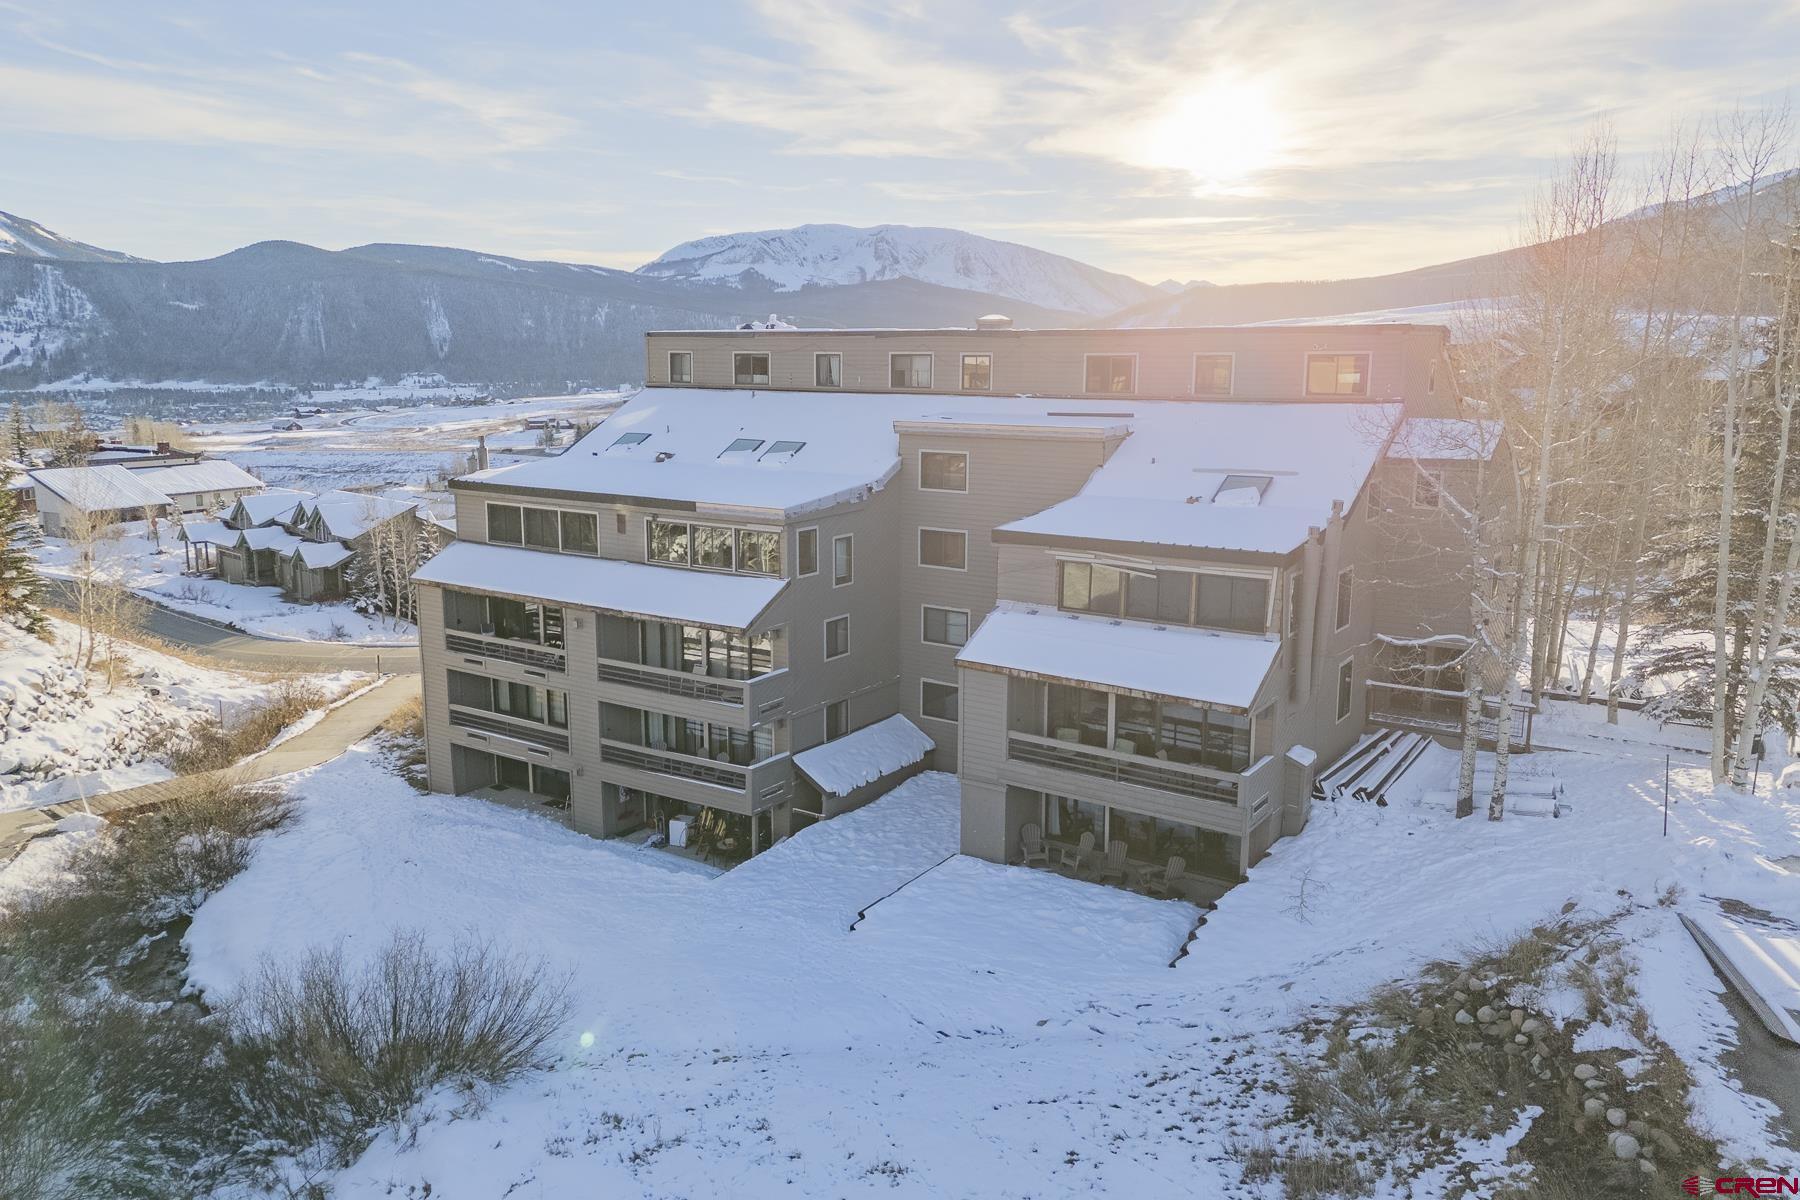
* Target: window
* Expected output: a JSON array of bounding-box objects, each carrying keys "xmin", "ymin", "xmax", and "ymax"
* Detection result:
[
  {"xmin": 1126, "ymin": 571, "xmax": 1193, "ymax": 625},
  {"xmin": 1193, "ymin": 354, "xmax": 1233, "ymax": 395},
  {"xmin": 523, "ymin": 506, "xmax": 560, "ymax": 550},
  {"xmin": 668, "ymin": 351, "xmax": 693, "ymax": 384},
  {"xmin": 1214, "ymin": 474, "xmax": 1272, "ymax": 504},
  {"xmin": 647, "ymin": 519, "xmax": 689, "ymax": 564},
  {"xmin": 825, "ymin": 699, "xmax": 849, "ymax": 741},
  {"xmin": 611, "ymin": 431, "xmax": 649, "ymax": 449},
  {"xmin": 1335, "ymin": 566, "xmax": 1353, "ymax": 631},
  {"xmin": 832, "ymin": 534, "xmax": 853, "ymax": 586},
  {"xmin": 1059, "ymin": 561, "xmax": 1124, "ymax": 615},
  {"xmin": 487, "ymin": 503, "xmax": 523, "ymax": 545},
  {"xmin": 1413, "ymin": 469, "xmax": 1443, "ymax": 509},
  {"xmin": 560, "ymin": 511, "xmax": 598, "ymax": 556},
  {"xmin": 1305, "ymin": 353, "xmax": 1371, "ymax": 397},
  {"xmin": 1084, "ymin": 354, "xmax": 1136, "ymax": 394},
  {"xmin": 918, "ymin": 528, "xmax": 967, "ymax": 570},
  {"xmin": 921, "ymin": 680, "xmax": 960, "ymax": 723},
  {"xmin": 733, "ymin": 352, "xmax": 771, "ymax": 386},
  {"xmin": 796, "ymin": 527, "xmax": 819, "ymax": 577},
  {"xmin": 463, "ymin": 593, "xmax": 563, "ymax": 648},
  {"xmin": 1196, "ymin": 574, "xmax": 1270, "ymax": 633},
  {"xmin": 922, "ymin": 605, "xmax": 970, "ymax": 647},
  {"xmin": 736, "ymin": 529, "xmax": 781, "ymax": 576},
  {"xmin": 1337, "ymin": 657, "xmax": 1355, "ymax": 722},
  {"xmin": 762, "ymin": 439, "xmax": 806, "ymax": 460},
  {"xmin": 824, "ymin": 615, "xmax": 850, "ymax": 660},
  {"xmin": 721, "ymin": 437, "xmax": 763, "ymax": 456},
  {"xmin": 815, "ymin": 353, "xmax": 842, "ymax": 388},
  {"xmin": 960, "ymin": 353, "xmax": 992, "ymax": 390},
  {"xmin": 919, "ymin": 450, "xmax": 968, "ymax": 493},
  {"xmin": 693, "ymin": 524, "xmax": 734, "ymax": 570},
  {"xmin": 890, "ymin": 353, "xmax": 933, "ymax": 388}
]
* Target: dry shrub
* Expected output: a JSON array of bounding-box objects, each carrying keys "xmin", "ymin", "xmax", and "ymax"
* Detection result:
[
  {"xmin": 168, "ymin": 676, "xmax": 326, "ymax": 774},
  {"xmin": 231, "ymin": 930, "xmax": 571, "ymax": 1160}
]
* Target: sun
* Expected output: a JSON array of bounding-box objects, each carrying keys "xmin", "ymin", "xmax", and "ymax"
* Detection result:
[{"xmin": 1137, "ymin": 77, "xmax": 1285, "ymax": 190}]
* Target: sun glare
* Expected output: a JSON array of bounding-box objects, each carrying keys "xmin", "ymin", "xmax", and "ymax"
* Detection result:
[{"xmin": 1138, "ymin": 78, "xmax": 1285, "ymax": 190}]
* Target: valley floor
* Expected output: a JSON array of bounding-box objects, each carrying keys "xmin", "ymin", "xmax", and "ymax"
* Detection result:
[{"xmin": 109, "ymin": 699, "xmax": 1795, "ymax": 1198}]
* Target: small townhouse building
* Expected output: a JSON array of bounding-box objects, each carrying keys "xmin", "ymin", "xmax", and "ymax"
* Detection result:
[
  {"xmin": 412, "ymin": 321, "xmax": 1490, "ymax": 891},
  {"xmin": 127, "ymin": 460, "xmax": 266, "ymax": 516},
  {"xmin": 205, "ymin": 488, "xmax": 439, "ymax": 605},
  {"xmin": 29, "ymin": 465, "xmax": 173, "ymax": 536}
]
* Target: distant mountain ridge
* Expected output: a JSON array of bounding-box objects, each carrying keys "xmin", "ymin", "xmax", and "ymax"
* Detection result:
[
  {"xmin": 0, "ymin": 211, "xmax": 141, "ymax": 264},
  {"xmin": 636, "ymin": 223, "xmax": 1158, "ymax": 316}
]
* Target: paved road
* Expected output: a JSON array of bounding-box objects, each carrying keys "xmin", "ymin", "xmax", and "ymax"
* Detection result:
[
  {"xmin": 40, "ymin": 576, "xmax": 419, "ymax": 674},
  {"xmin": 0, "ymin": 674, "xmax": 422, "ymax": 861}
]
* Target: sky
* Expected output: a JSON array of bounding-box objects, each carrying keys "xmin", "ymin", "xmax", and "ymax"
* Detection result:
[{"xmin": 2, "ymin": 0, "xmax": 1796, "ymax": 287}]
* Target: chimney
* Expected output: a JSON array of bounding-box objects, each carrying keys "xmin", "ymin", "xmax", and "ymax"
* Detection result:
[
  {"xmin": 975, "ymin": 314, "xmax": 1014, "ymax": 331},
  {"xmin": 475, "ymin": 434, "xmax": 489, "ymax": 472},
  {"xmin": 155, "ymin": 440, "xmax": 171, "ymax": 454}
]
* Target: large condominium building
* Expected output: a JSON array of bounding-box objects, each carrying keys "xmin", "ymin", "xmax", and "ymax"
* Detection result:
[{"xmin": 413, "ymin": 320, "xmax": 1488, "ymax": 899}]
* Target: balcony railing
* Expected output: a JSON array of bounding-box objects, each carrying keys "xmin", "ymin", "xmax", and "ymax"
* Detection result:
[
  {"xmin": 448, "ymin": 706, "xmax": 571, "ymax": 753},
  {"xmin": 445, "ymin": 631, "xmax": 566, "ymax": 673},
  {"xmin": 598, "ymin": 738, "xmax": 791, "ymax": 802},
  {"xmin": 596, "ymin": 659, "xmax": 789, "ymax": 721},
  {"xmin": 1006, "ymin": 731, "xmax": 1241, "ymax": 806}
]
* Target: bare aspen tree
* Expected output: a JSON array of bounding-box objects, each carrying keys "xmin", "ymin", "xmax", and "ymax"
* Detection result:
[{"xmin": 1707, "ymin": 106, "xmax": 1791, "ymax": 781}]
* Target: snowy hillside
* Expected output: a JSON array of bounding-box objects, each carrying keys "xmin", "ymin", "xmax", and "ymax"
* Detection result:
[
  {"xmin": 637, "ymin": 223, "xmax": 1157, "ymax": 316},
  {"xmin": 0, "ymin": 210, "xmax": 141, "ymax": 263}
]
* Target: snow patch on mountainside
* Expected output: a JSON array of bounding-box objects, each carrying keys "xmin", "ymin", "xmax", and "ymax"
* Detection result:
[
  {"xmin": 0, "ymin": 211, "xmax": 142, "ymax": 263},
  {"xmin": 0, "ymin": 264, "xmax": 101, "ymax": 369},
  {"xmin": 637, "ymin": 223, "xmax": 1156, "ymax": 316}
]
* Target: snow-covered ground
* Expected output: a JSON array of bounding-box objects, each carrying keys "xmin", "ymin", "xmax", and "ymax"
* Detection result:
[
  {"xmin": 33, "ymin": 519, "xmax": 418, "ymax": 645},
  {"xmin": 162, "ymin": 704, "xmax": 1797, "ymax": 1197},
  {"xmin": 0, "ymin": 617, "xmax": 362, "ymax": 814}
]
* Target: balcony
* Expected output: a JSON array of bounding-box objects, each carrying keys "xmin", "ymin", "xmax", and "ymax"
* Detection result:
[
  {"xmin": 447, "ymin": 706, "xmax": 571, "ymax": 754},
  {"xmin": 597, "ymin": 738, "xmax": 791, "ymax": 815},
  {"xmin": 1000, "ymin": 730, "xmax": 1278, "ymax": 836},
  {"xmin": 1366, "ymin": 681, "xmax": 1530, "ymax": 750},
  {"xmin": 595, "ymin": 659, "xmax": 789, "ymax": 729},
  {"xmin": 445, "ymin": 630, "xmax": 566, "ymax": 673}
]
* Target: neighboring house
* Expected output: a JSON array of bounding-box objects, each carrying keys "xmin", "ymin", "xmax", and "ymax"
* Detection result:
[
  {"xmin": 213, "ymin": 487, "xmax": 438, "ymax": 605},
  {"xmin": 410, "ymin": 321, "xmax": 1480, "ymax": 895},
  {"xmin": 2, "ymin": 458, "xmax": 35, "ymax": 516},
  {"xmin": 29, "ymin": 465, "xmax": 172, "ymax": 536},
  {"xmin": 127, "ymin": 460, "xmax": 266, "ymax": 515}
]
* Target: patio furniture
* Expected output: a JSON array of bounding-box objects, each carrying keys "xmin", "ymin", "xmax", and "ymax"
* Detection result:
[
  {"xmin": 1054, "ymin": 727, "xmax": 1081, "ymax": 743},
  {"xmin": 1019, "ymin": 822, "xmax": 1050, "ymax": 868},
  {"xmin": 1146, "ymin": 856, "xmax": 1187, "ymax": 898},
  {"xmin": 1112, "ymin": 737, "xmax": 1138, "ymax": 755},
  {"xmin": 1096, "ymin": 839, "xmax": 1128, "ymax": 885},
  {"xmin": 1058, "ymin": 831, "xmax": 1094, "ymax": 875}
]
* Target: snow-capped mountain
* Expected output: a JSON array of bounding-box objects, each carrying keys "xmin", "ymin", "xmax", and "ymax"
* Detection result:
[
  {"xmin": 636, "ymin": 223, "xmax": 1158, "ymax": 316},
  {"xmin": 0, "ymin": 211, "xmax": 142, "ymax": 263}
]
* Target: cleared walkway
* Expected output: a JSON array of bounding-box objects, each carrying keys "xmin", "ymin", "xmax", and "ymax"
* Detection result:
[{"xmin": 0, "ymin": 674, "xmax": 421, "ymax": 862}]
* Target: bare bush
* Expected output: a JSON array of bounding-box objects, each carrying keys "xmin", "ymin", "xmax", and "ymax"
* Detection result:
[
  {"xmin": 168, "ymin": 676, "xmax": 327, "ymax": 774},
  {"xmin": 231, "ymin": 930, "xmax": 571, "ymax": 1158}
]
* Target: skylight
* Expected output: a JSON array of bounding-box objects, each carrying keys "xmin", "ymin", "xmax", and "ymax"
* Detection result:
[
  {"xmin": 1213, "ymin": 474, "xmax": 1272, "ymax": 506},
  {"xmin": 720, "ymin": 437, "xmax": 764, "ymax": 457},
  {"xmin": 611, "ymin": 432, "xmax": 650, "ymax": 448},
  {"xmin": 760, "ymin": 440, "xmax": 806, "ymax": 462}
]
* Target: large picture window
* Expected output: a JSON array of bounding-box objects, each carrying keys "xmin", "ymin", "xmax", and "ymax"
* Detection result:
[
  {"xmin": 1084, "ymin": 354, "xmax": 1136, "ymax": 394},
  {"xmin": 890, "ymin": 353, "xmax": 933, "ymax": 388},
  {"xmin": 1193, "ymin": 354, "xmax": 1233, "ymax": 395},
  {"xmin": 1305, "ymin": 353, "xmax": 1371, "ymax": 397},
  {"xmin": 1060, "ymin": 561, "xmax": 1267, "ymax": 633},
  {"xmin": 734, "ymin": 352, "xmax": 771, "ymax": 385},
  {"xmin": 645, "ymin": 518, "xmax": 781, "ymax": 576},
  {"xmin": 815, "ymin": 352, "xmax": 842, "ymax": 388},
  {"xmin": 668, "ymin": 351, "xmax": 693, "ymax": 384}
]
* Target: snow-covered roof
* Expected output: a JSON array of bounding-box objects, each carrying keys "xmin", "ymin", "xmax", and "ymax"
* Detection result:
[
  {"xmin": 997, "ymin": 402, "xmax": 1400, "ymax": 556},
  {"xmin": 238, "ymin": 527, "xmax": 303, "ymax": 553},
  {"xmin": 29, "ymin": 465, "xmax": 171, "ymax": 513},
  {"xmin": 956, "ymin": 602, "xmax": 1280, "ymax": 712},
  {"xmin": 305, "ymin": 490, "xmax": 418, "ymax": 539},
  {"xmin": 131, "ymin": 459, "xmax": 265, "ymax": 496},
  {"xmin": 232, "ymin": 488, "xmax": 312, "ymax": 526},
  {"xmin": 178, "ymin": 518, "xmax": 235, "ymax": 545},
  {"xmin": 468, "ymin": 389, "xmax": 1395, "ymax": 526},
  {"xmin": 1384, "ymin": 417, "xmax": 1502, "ymax": 461},
  {"xmin": 792, "ymin": 714, "xmax": 936, "ymax": 798},
  {"xmin": 413, "ymin": 540, "xmax": 786, "ymax": 630},
  {"xmin": 292, "ymin": 541, "xmax": 355, "ymax": 569}
]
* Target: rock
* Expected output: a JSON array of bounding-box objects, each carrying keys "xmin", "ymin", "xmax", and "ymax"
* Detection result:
[
  {"xmin": 1585, "ymin": 1079, "xmax": 1606, "ymax": 1091},
  {"xmin": 1627, "ymin": 1120, "xmax": 1649, "ymax": 1138},
  {"xmin": 1514, "ymin": 1034, "xmax": 1528, "ymax": 1044},
  {"xmin": 1612, "ymin": 1133, "xmax": 1641, "ymax": 1160},
  {"xmin": 1510, "ymin": 1009, "xmax": 1525, "ymax": 1026},
  {"xmin": 1454, "ymin": 991, "xmax": 1469, "ymax": 1003},
  {"xmin": 1573, "ymin": 1064, "xmax": 1598, "ymax": 1081},
  {"xmin": 1607, "ymin": 1108, "xmax": 1626, "ymax": 1128},
  {"xmin": 1639, "ymin": 1159, "xmax": 1657, "ymax": 1175},
  {"xmin": 1477, "ymin": 1006, "xmax": 1497, "ymax": 1024},
  {"xmin": 1584, "ymin": 1098, "xmax": 1605, "ymax": 1118},
  {"xmin": 1652, "ymin": 1129, "xmax": 1680, "ymax": 1155},
  {"xmin": 1455, "ymin": 1010, "xmax": 1474, "ymax": 1025},
  {"xmin": 1521, "ymin": 1018, "xmax": 1543, "ymax": 1034}
]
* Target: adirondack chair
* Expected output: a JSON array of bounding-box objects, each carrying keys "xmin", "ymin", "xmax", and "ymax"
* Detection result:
[
  {"xmin": 1146, "ymin": 856, "xmax": 1187, "ymax": 898},
  {"xmin": 1095, "ymin": 839, "xmax": 1129, "ymax": 885},
  {"xmin": 1058, "ymin": 831, "xmax": 1094, "ymax": 874},
  {"xmin": 1019, "ymin": 822, "xmax": 1050, "ymax": 868}
]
